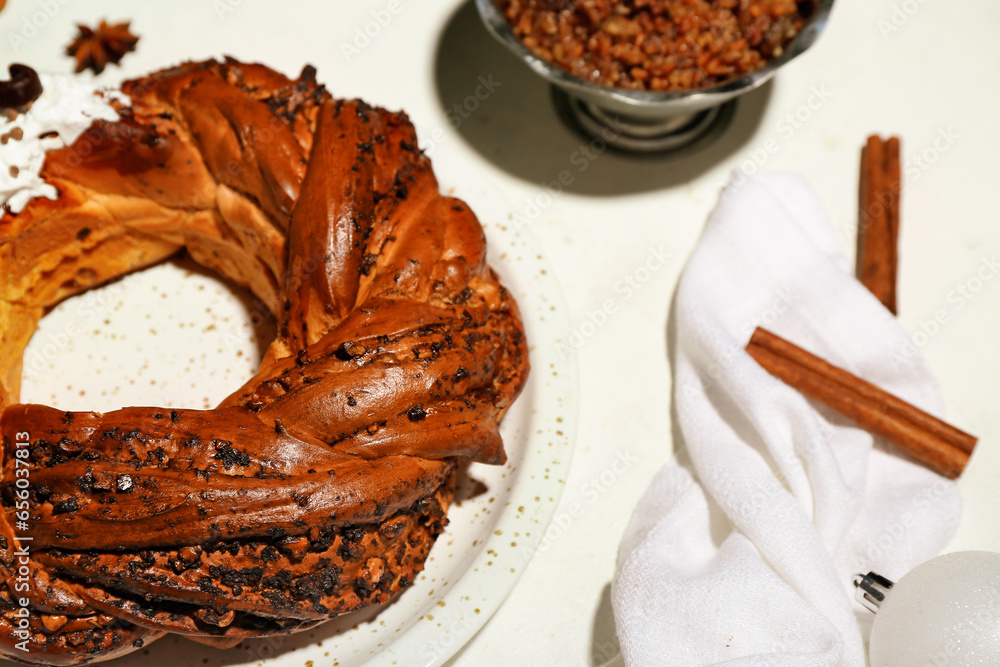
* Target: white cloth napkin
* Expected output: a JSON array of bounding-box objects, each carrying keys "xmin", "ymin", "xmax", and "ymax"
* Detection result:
[{"xmin": 611, "ymin": 173, "xmax": 962, "ymax": 666}]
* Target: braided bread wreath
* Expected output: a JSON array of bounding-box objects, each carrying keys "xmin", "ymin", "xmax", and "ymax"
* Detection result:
[{"xmin": 0, "ymin": 59, "xmax": 529, "ymax": 664}]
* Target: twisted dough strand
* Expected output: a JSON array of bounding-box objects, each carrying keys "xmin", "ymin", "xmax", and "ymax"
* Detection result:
[{"xmin": 0, "ymin": 59, "xmax": 528, "ymax": 664}]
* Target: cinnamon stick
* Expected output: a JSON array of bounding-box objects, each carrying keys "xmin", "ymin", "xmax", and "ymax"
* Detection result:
[
  {"xmin": 746, "ymin": 327, "xmax": 976, "ymax": 479},
  {"xmin": 857, "ymin": 135, "xmax": 901, "ymax": 314}
]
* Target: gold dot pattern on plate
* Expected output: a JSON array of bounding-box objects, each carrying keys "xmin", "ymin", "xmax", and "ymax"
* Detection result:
[{"xmin": 19, "ymin": 255, "xmax": 272, "ymax": 412}]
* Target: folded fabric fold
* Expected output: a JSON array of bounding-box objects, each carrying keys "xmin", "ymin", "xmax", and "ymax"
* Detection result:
[{"xmin": 611, "ymin": 173, "xmax": 961, "ymax": 666}]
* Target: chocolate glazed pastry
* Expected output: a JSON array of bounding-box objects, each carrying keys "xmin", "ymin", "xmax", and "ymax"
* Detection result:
[{"xmin": 0, "ymin": 59, "xmax": 529, "ymax": 664}]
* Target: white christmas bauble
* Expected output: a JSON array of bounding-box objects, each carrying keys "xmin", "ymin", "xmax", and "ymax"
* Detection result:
[{"xmin": 869, "ymin": 551, "xmax": 1000, "ymax": 666}]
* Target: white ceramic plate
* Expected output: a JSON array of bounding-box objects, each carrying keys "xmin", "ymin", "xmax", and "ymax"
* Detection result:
[
  {"xmin": 6, "ymin": 3, "xmax": 579, "ymax": 663},
  {"xmin": 16, "ymin": 166, "xmax": 578, "ymax": 667}
]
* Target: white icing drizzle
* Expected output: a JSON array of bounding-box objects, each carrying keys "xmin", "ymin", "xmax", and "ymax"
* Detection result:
[{"xmin": 1, "ymin": 73, "xmax": 128, "ymax": 214}]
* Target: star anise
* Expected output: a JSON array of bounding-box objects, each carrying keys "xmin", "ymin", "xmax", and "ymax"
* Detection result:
[{"xmin": 65, "ymin": 20, "xmax": 139, "ymax": 75}]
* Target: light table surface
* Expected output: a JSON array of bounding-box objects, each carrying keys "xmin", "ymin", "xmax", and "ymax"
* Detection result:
[{"xmin": 3, "ymin": 1, "xmax": 998, "ymax": 665}]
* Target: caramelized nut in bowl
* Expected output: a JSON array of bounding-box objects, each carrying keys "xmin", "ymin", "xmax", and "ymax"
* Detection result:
[{"xmin": 476, "ymin": 0, "xmax": 835, "ymax": 153}]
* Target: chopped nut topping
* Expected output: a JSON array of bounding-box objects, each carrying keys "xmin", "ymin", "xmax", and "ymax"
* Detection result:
[{"xmin": 41, "ymin": 614, "xmax": 69, "ymax": 633}]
